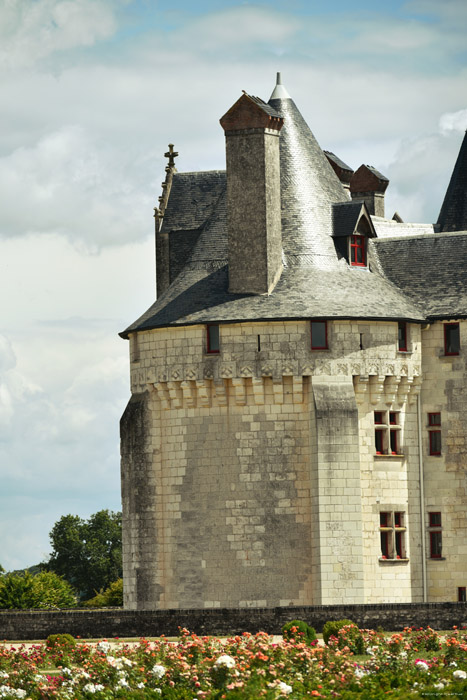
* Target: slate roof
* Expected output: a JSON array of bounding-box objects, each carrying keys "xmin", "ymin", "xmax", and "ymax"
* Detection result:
[
  {"xmin": 437, "ymin": 131, "xmax": 467, "ymax": 232},
  {"xmin": 332, "ymin": 201, "xmax": 374, "ymax": 238},
  {"xmin": 121, "ymin": 81, "xmax": 437, "ymax": 338},
  {"xmin": 372, "ymin": 231, "xmax": 467, "ymax": 319},
  {"xmin": 371, "ymin": 217, "xmax": 435, "ymax": 239}
]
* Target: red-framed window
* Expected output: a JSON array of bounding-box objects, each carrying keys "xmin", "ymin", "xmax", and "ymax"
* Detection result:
[
  {"xmin": 458, "ymin": 587, "xmax": 466, "ymax": 602},
  {"xmin": 374, "ymin": 411, "xmax": 401, "ymax": 455},
  {"xmin": 428, "ymin": 512, "xmax": 442, "ymax": 559},
  {"xmin": 430, "ymin": 531, "xmax": 442, "ymax": 558},
  {"xmin": 398, "ymin": 322, "xmax": 408, "ymax": 352},
  {"xmin": 206, "ymin": 324, "xmax": 220, "ymax": 354},
  {"xmin": 428, "ymin": 413, "xmax": 441, "ymax": 455},
  {"xmin": 379, "ymin": 510, "xmax": 406, "ymax": 559},
  {"xmin": 444, "ymin": 323, "xmax": 460, "ymax": 355},
  {"xmin": 311, "ymin": 320, "xmax": 328, "ymax": 349},
  {"xmin": 350, "ymin": 235, "xmax": 366, "ymax": 266},
  {"xmin": 429, "ymin": 430, "xmax": 442, "ymax": 456}
]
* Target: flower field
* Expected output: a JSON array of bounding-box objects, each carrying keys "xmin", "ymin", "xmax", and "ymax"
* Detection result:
[{"xmin": 1, "ymin": 625, "xmax": 467, "ymax": 698}]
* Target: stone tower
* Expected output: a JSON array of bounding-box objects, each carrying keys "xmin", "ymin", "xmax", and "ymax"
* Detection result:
[{"xmin": 120, "ymin": 76, "xmax": 467, "ymax": 609}]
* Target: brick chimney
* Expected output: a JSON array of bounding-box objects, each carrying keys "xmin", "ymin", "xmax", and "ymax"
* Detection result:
[
  {"xmin": 350, "ymin": 164, "xmax": 389, "ymax": 217},
  {"xmin": 220, "ymin": 92, "xmax": 284, "ymax": 295}
]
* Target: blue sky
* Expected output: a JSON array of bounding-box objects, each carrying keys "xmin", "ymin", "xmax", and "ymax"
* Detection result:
[{"xmin": 0, "ymin": 0, "xmax": 466, "ymax": 572}]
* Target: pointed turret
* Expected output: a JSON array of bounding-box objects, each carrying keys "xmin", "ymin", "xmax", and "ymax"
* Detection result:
[
  {"xmin": 268, "ymin": 74, "xmax": 349, "ymax": 268},
  {"xmin": 437, "ymin": 131, "xmax": 467, "ymax": 232}
]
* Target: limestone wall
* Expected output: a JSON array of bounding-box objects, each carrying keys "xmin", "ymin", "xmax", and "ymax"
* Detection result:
[
  {"xmin": 421, "ymin": 320, "xmax": 467, "ymax": 602},
  {"xmin": 122, "ymin": 319, "xmax": 423, "ymax": 609}
]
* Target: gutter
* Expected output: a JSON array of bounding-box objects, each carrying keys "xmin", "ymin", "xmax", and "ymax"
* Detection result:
[{"xmin": 417, "ymin": 394, "xmax": 427, "ymax": 602}]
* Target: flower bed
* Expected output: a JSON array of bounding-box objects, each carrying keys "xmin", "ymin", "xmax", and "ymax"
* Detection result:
[{"xmin": 0, "ymin": 626, "xmax": 466, "ymax": 698}]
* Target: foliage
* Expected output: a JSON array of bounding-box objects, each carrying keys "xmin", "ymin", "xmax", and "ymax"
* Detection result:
[
  {"xmin": 0, "ymin": 570, "xmax": 77, "ymax": 609},
  {"xmin": 282, "ymin": 619, "xmax": 317, "ymax": 644},
  {"xmin": 46, "ymin": 633, "xmax": 76, "ymax": 651},
  {"xmin": 328, "ymin": 622, "xmax": 365, "ymax": 654},
  {"xmin": 45, "ymin": 509, "xmax": 122, "ymax": 600},
  {"xmin": 323, "ymin": 618, "xmax": 355, "ymax": 645},
  {"xmin": 83, "ymin": 578, "xmax": 124, "ymax": 607},
  {"xmin": 0, "ymin": 626, "xmax": 466, "ymax": 698}
]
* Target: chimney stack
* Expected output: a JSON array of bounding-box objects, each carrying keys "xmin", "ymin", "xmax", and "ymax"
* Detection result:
[
  {"xmin": 220, "ymin": 92, "xmax": 284, "ymax": 295},
  {"xmin": 350, "ymin": 164, "xmax": 389, "ymax": 217}
]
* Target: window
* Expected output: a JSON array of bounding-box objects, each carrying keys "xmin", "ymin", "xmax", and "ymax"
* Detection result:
[
  {"xmin": 428, "ymin": 413, "xmax": 441, "ymax": 456},
  {"xmin": 379, "ymin": 511, "xmax": 406, "ymax": 559},
  {"xmin": 458, "ymin": 587, "xmax": 466, "ymax": 602},
  {"xmin": 444, "ymin": 323, "xmax": 460, "ymax": 356},
  {"xmin": 206, "ymin": 324, "xmax": 220, "ymax": 354},
  {"xmin": 398, "ymin": 322, "xmax": 408, "ymax": 352},
  {"xmin": 374, "ymin": 411, "xmax": 401, "ymax": 455},
  {"xmin": 350, "ymin": 234, "xmax": 366, "ymax": 266},
  {"xmin": 428, "ymin": 512, "xmax": 442, "ymax": 559},
  {"xmin": 311, "ymin": 320, "xmax": 328, "ymax": 349}
]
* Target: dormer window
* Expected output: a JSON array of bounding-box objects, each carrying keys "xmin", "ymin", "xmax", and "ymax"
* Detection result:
[{"xmin": 350, "ymin": 234, "xmax": 366, "ymax": 266}]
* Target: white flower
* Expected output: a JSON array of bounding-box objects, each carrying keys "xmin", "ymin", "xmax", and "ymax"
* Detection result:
[
  {"xmin": 83, "ymin": 684, "xmax": 104, "ymax": 694},
  {"xmin": 354, "ymin": 666, "xmax": 367, "ymax": 679},
  {"xmin": 450, "ymin": 661, "xmax": 458, "ymax": 667},
  {"xmin": 415, "ymin": 660, "xmax": 429, "ymax": 671},
  {"xmin": 117, "ymin": 678, "xmax": 129, "ymax": 687},
  {"xmin": 277, "ymin": 681, "xmax": 293, "ymax": 695},
  {"xmin": 61, "ymin": 667, "xmax": 73, "ymax": 676},
  {"xmin": 123, "ymin": 657, "xmax": 133, "ymax": 666},
  {"xmin": 453, "ymin": 669, "xmax": 467, "ymax": 680},
  {"xmin": 434, "ymin": 682, "xmax": 445, "ymax": 690},
  {"xmin": 214, "ymin": 654, "xmax": 236, "ymax": 669},
  {"xmin": 97, "ymin": 641, "xmax": 112, "ymax": 653},
  {"xmin": 0, "ymin": 674, "xmax": 7, "ymax": 680},
  {"xmin": 152, "ymin": 664, "xmax": 166, "ymax": 678},
  {"xmin": 137, "ymin": 682, "xmax": 145, "ymax": 689}
]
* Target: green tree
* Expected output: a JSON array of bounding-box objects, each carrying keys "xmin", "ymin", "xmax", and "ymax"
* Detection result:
[
  {"xmin": 0, "ymin": 570, "xmax": 77, "ymax": 609},
  {"xmin": 45, "ymin": 509, "xmax": 122, "ymax": 601}
]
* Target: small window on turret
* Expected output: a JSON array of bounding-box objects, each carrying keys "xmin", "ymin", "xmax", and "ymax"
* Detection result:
[
  {"xmin": 206, "ymin": 324, "xmax": 220, "ymax": 354},
  {"xmin": 350, "ymin": 235, "xmax": 366, "ymax": 266},
  {"xmin": 311, "ymin": 320, "xmax": 328, "ymax": 350}
]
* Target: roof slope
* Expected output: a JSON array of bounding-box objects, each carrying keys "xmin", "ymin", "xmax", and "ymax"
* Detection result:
[
  {"xmin": 437, "ymin": 131, "xmax": 467, "ymax": 232},
  {"xmin": 121, "ymin": 81, "xmax": 429, "ymax": 338},
  {"xmin": 268, "ymin": 92, "xmax": 350, "ymax": 267},
  {"xmin": 373, "ymin": 231, "xmax": 467, "ymax": 319}
]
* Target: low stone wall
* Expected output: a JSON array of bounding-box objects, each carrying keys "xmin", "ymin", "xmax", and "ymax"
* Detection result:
[{"xmin": 1, "ymin": 603, "xmax": 467, "ymax": 641}]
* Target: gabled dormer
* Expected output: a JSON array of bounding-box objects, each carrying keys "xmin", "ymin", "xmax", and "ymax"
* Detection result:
[
  {"xmin": 332, "ymin": 201, "xmax": 377, "ymax": 268},
  {"xmin": 350, "ymin": 164, "xmax": 389, "ymax": 217}
]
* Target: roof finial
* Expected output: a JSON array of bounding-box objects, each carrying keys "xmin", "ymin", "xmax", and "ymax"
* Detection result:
[{"xmin": 269, "ymin": 72, "xmax": 290, "ymax": 100}]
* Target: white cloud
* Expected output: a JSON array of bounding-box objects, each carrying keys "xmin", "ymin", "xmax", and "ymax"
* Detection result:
[
  {"xmin": 0, "ymin": 126, "xmax": 153, "ymax": 249},
  {"xmin": 0, "ymin": 0, "xmax": 117, "ymax": 69},
  {"xmin": 439, "ymin": 109, "xmax": 467, "ymax": 134}
]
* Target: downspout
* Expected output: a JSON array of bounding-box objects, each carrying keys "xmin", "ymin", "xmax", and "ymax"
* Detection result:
[{"xmin": 417, "ymin": 394, "xmax": 428, "ymax": 602}]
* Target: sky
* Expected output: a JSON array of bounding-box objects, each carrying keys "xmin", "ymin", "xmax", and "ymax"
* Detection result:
[{"xmin": 0, "ymin": 0, "xmax": 466, "ymax": 572}]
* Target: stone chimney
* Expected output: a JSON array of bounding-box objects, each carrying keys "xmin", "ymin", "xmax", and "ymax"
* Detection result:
[
  {"xmin": 220, "ymin": 91, "xmax": 284, "ymax": 295},
  {"xmin": 324, "ymin": 151, "xmax": 354, "ymax": 190},
  {"xmin": 350, "ymin": 164, "xmax": 389, "ymax": 217}
]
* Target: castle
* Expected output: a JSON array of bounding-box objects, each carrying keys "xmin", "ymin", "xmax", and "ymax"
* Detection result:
[{"xmin": 120, "ymin": 74, "xmax": 467, "ymax": 610}]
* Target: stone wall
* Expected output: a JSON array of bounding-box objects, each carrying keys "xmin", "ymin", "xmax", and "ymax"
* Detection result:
[{"xmin": 1, "ymin": 603, "xmax": 467, "ymax": 641}]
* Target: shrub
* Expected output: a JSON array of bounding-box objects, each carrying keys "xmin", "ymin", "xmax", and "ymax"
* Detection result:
[
  {"xmin": 323, "ymin": 618, "xmax": 355, "ymax": 645},
  {"xmin": 335, "ymin": 623, "xmax": 365, "ymax": 654},
  {"xmin": 83, "ymin": 578, "xmax": 123, "ymax": 607},
  {"xmin": 0, "ymin": 570, "xmax": 77, "ymax": 609},
  {"xmin": 282, "ymin": 619, "xmax": 317, "ymax": 644},
  {"xmin": 46, "ymin": 633, "xmax": 76, "ymax": 651}
]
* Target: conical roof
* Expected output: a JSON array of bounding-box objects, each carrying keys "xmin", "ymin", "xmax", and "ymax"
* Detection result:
[
  {"xmin": 437, "ymin": 130, "xmax": 467, "ymax": 232},
  {"xmin": 268, "ymin": 76, "xmax": 349, "ymax": 267}
]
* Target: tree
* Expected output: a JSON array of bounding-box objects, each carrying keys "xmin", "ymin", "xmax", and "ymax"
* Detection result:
[
  {"xmin": 45, "ymin": 509, "xmax": 122, "ymax": 601},
  {"xmin": 0, "ymin": 570, "xmax": 77, "ymax": 609}
]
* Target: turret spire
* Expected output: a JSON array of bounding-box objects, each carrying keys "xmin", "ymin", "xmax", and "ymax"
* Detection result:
[{"xmin": 269, "ymin": 72, "xmax": 290, "ymax": 100}]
